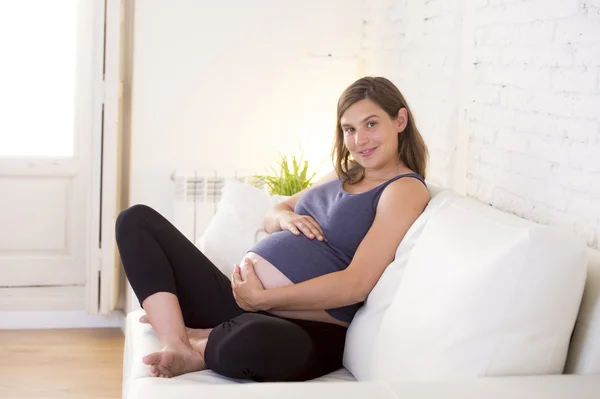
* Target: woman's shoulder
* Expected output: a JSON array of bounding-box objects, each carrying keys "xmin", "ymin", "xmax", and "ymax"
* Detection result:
[
  {"xmin": 388, "ymin": 170, "xmax": 426, "ymax": 185},
  {"xmin": 381, "ymin": 172, "xmax": 430, "ymax": 206}
]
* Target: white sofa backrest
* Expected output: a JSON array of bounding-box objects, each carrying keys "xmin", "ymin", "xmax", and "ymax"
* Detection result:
[
  {"xmin": 345, "ymin": 185, "xmax": 600, "ymax": 379},
  {"xmin": 565, "ymin": 248, "xmax": 600, "ymax": 374}
]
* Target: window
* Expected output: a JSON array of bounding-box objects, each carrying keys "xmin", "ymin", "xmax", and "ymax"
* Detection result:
[{"xmin": 0, "ymin": 1, "xmax": 78, "ymax": 157}]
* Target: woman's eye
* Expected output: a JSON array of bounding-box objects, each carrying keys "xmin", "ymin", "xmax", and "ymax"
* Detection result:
[
  {"xmin": 367, "ymin": 122, "xmax": 376, "ymax": 128},
  {"xmin": 344, "ymin": 127, "xmax": 355, "ymax": 134}
]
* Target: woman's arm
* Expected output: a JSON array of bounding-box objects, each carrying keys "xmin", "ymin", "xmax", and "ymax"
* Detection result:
[
  {"xmin": 253, "ymin": 177, "xmax": 431, "ymax": 311},
  {"xmin": 263, "ymin": 202, "xmax": 293, "ymax": 234}
]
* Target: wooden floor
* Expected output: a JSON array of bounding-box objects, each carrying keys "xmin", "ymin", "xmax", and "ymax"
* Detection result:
[{"xmin": 0, "ymin": 328, "xmax": 124, "ymax": 399}]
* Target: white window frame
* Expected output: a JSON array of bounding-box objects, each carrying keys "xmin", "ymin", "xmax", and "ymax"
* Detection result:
[{"xmin": 86, "ymin": 0, "xmax": 131, "ymax": 315}]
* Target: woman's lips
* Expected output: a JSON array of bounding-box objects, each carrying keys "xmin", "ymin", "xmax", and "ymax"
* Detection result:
[{"xmin": 359, "ymin": 146, "xmax": 377, "ymax": 157}]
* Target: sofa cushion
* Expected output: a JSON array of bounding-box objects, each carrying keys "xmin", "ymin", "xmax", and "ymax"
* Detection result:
[
  {"xmin": 369, "ymin": 195, "xmax": 588, "ymax": 380},
  {"xmin": 126, "ymin": 375, "xmax": 600, "ymax": 399},
  {"xmin": 385, "ymin": 375, "xmax": 600, "ymax": 399},
  {"xmin": 343, "ymin": 188, "xmax": 459, "ymax": 380},
  {"xmin": 127, "ymin": 379, "xmax": 396, "ymax": 399}
]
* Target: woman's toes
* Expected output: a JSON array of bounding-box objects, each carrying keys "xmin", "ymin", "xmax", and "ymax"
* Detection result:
[
  {"xmin": 143, "ymin": 351, "xmax": 161, "ymax": 366},
  {"xmin": 143, "ymin": 346, "xmax": 206, "ymax": 378}
]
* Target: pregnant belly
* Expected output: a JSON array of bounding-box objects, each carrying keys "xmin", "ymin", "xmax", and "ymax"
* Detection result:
[
  {"xmin": 240, "ymin": 252, "xmax": 349, "ymax": 327},
  {"xmin": 241, "ymin": 252, "xmax": 294, "ymax": 290}
]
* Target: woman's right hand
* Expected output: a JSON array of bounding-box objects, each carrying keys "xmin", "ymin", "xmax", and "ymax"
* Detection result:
[{"xmin": 277, "ymin": 211, "xmax": 326, "ymax": 241}]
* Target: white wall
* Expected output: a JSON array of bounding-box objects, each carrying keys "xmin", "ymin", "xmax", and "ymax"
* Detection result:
[
  {"xmin": 365, "ymin": 0, "xmax": 600, "ymax": 249},
  {"xmin": 130, "ymin": 0, "xmax": 364, "ymax": 220}
]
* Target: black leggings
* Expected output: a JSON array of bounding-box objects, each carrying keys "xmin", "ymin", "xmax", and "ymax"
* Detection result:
[{"xmin": 115, "ymin": 204, "xmax": 347, "ymax": 382}]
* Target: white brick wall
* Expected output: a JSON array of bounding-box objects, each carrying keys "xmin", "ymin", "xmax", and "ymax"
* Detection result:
[{"xmin": 365, "ymin": 0, "xmax": 600, "ymax": 249}]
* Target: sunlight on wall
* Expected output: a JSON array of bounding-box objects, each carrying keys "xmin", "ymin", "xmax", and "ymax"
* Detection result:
[
  {"xmin": 273, "ymin": 56, "xmax": 359, "ymax": 180},
  {"xmin": 129, "ymin": 0, "xmax": 364, "ymax": 217}
]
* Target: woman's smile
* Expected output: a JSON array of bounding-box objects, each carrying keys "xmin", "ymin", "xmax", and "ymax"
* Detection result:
[{"xmin": 358, "ymin": 146, "xmax": 378, "ymax": 158}]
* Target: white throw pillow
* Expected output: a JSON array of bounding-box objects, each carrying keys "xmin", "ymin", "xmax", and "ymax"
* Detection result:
[
  {"xmin": 370, "ymin": 195, "xmax": 588, "ymax": 380},
  {"xmin": 196, "ymin": 179, "xmax": 286, "ymax": 277},
  {"xmin": 343, "ymin": 189, "xmax": 459, "ymax": 380}
]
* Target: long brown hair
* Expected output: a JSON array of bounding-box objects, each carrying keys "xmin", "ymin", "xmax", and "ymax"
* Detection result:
[{"xmin": 332, "ymin": 76, "xmax": 428, "ymax": 184}]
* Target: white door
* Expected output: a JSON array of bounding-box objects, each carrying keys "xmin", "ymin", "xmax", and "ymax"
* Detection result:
[{"xmin": 0, "ymin": 1, "xmax": 103, "ymax": 309}]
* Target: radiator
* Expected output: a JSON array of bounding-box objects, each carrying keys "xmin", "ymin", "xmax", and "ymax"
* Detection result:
[{"xmin": 170, "ymin": 169, "xmax": 259, "ymax": 244}]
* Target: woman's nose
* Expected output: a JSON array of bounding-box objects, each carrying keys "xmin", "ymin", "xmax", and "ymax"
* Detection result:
[{"xmin": 355, "ymin": 129, "xmax": 368, "ymax": 146}]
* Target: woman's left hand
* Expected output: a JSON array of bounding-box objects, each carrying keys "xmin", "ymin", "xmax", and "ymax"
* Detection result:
[{"xmin": 231, "ymin": 258, "xmax": 266, "ymax": 312}]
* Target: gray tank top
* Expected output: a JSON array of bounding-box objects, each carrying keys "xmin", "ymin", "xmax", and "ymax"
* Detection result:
[{"xmin": 249, "ymin": 172, "xmax": 426, "ymax": 323}]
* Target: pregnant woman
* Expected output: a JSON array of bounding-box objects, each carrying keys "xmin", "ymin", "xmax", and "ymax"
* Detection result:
[{"xmin": 115, "ymin": 76, "xmax": 431, "ymax": 381}]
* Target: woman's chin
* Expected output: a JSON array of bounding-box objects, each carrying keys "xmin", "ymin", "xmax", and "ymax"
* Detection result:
[{"xmin": 357, "ymin": 157, "xmax": 379, "ymax": 168}]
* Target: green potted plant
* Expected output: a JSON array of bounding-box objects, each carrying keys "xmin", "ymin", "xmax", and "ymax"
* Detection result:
[{"xmin": 250, "ymin": 154, "xmax": 317, "ymax": 196}]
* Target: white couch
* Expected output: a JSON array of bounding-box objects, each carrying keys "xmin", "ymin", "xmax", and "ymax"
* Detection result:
[{"xmin": 122, "ymin": 182, "xmax": 600, "ymax": 398}]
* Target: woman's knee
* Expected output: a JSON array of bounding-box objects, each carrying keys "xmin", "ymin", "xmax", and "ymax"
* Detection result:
[{"xmin": 115, "ymin": 204, "xmax": 156, "ymax": 238}]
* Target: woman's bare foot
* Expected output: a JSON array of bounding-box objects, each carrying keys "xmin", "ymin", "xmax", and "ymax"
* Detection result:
[
  {"xmin": 142, "ymin": 343, "xmax": 207, "ymax": 378},
  {"xmin": 139, "ymin": 315, "xmax": 212, "ymax": 342},
  {"xmin": 187, "ymin": 336, "xmax": 209, "ymax": 360}
]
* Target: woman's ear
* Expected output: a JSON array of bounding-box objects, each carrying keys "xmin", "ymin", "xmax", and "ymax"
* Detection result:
[{"xmin": 396, "ymin": 108, "xmax": 409, "ymax": 133}]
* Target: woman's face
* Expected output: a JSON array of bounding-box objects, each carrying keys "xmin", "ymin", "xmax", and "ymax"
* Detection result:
[{"xmin": 340, "ymin": 99, "xmax": 407, "ymax": 171}]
